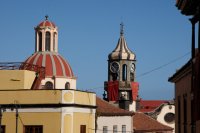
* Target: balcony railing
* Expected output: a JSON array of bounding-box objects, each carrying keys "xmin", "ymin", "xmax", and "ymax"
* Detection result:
[
  {"xmin": 0, "ymin": 62, "xmax": 22, "ymax": 70},
  {"xmin": 0, "ymin": 62, "xmax": 45, "ymax": 79}
]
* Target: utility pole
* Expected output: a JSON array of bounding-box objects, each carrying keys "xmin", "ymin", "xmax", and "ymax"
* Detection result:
[{"xmin": 15, "ymin": 104, "xmax": 18, "ymax": 133}]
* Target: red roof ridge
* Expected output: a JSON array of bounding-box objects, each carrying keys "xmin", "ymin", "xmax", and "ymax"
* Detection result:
[
  {"xmin": 139, "ymin": 100, "xmax": 169, "ymax": 113},
  {"xmin": 96, "ymin": 97, "xmax": 134, "ymax": 116}
]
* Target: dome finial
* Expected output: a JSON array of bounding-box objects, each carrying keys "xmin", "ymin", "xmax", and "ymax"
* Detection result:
[
  {"xmin": 120, "ymin": 22, "xmax": 124, "ymax": 36},
  {"xmin": 45, "ymin": 15, "xmax": 49, "ymax": 20}
]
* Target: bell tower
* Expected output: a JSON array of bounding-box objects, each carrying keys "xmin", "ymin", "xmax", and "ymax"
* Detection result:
[{"xmin": 104, "ymin": 23, "xmax": 139, "ymax": 111}]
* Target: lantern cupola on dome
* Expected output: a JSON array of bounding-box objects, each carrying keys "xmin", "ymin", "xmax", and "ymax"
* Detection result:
[{"xmin": 35, "ymin": 15, "xmax": 58, "ymax": 53}]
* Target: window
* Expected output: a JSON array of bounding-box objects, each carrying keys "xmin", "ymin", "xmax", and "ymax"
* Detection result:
[
  {"xmin": 24, "ymin": 125, "xmax": 43, "ymax": 133},
  {"xmin": 45, "ymin": 32, "xmax": 51, "ymax": 51},
  {"xmin": 39, "ymin": 32, "xmax": 42, "ymax": 51},
  {"xmin": 164, "ymin": 113, "xmax": 175, "ymax": 123},
  {"xmin": 122, "ymin": 64, "xmax": 127, "ymax": 81},
  {"xmin": 113, "ymin": 125, "xmax": 117, "ymax": 133},
  {"xmin": 0, "ymin": 126, "xmax": 5, "ymax": 133},
  {"xmin": 65, "ymin": 82, "xmax": 70, "ymax": 89},
  {"xmin": 103, "ymin": 126, "xmax": 108, "ymax": 133},
  {"xmin": 122, "ymin": 125, "xmax": 126, "ymax": 133},
  {"xmin": 80, "ymin": 125, "xmax": 86, "ymax": 133},
  {"xmin": 45, "ymin": 81, "xmax": 53, "ymax": 89}
]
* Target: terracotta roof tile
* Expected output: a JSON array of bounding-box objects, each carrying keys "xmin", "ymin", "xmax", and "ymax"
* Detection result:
[
  {"xmin": 133, "ymin": 112, "xmax": 173, "ymax": 132},
  {"xmin": 96, "ymin": 97, "xmax": 134, "ymax": 116},
  {"xmin": 139, "ymin": 100, "xmax": 167, "ymax": 113}
]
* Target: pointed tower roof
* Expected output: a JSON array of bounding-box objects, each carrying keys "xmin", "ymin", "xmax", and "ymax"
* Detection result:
[{"xmin": 109, "ymin": 23, "xmax": 135, "ymax": 60}]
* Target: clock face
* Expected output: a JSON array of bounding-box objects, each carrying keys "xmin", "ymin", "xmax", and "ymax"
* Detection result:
[
  {"xmin": 110, "ymin": 62, "xmax": 120, "ymax": 73},
  {"xmin": 130, "ymin": 63, "xmax": 135, "ymax": 72}
]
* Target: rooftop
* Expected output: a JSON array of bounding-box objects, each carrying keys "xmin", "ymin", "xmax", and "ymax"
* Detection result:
[
  {"xmin": 138, "ymin": 100, "xmax": 168, "ymax": 113},
  {"xmin": 133, "ymin": 112, "xmax": 173, "ymax": 132},
  {"xmin": 96, "ymin": 97, "xmax": 134, "ymax": 116}
]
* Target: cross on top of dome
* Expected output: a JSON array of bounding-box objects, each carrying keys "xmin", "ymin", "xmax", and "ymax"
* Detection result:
[
  {"xmin": 45, "ymin": 15, "xmax": 49, "ymax": 20},
  {"xmin": 37, "ymin": 15, "xmax": 56, "ymax": 28},
  {"xmin": 120, "ymin": 22, "xmax": 124, "ymax": 36}
]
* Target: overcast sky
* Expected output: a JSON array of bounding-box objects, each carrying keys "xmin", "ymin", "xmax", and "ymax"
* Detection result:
[{"xmin": 0, "ymin": 1, "xmax": 194, "ymax": 100}]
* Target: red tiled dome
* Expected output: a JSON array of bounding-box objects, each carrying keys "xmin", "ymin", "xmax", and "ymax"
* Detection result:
[
  {"xmin": 38, "ymin": 20, "xmax": 56, "ymax": 28},
  {"xmin": 23, "ymin": 52, "xmax": 74, "ymax": 77}
]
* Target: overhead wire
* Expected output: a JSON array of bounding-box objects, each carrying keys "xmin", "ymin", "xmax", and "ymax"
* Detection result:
[
  {"xmin": 86, "ymin": 51, "xmax": 190, "ymax": 91},
  {"xmin": 137, "ymin": 51, "xmax": 190, "ymax": 78}
]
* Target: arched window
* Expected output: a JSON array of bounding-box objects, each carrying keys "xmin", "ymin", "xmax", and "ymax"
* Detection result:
[
  {"xmin": 45, "ymin": 81, "xmax": 53, "ymax": 89},
  {"xmin": 53, "ymin": 32, "xmax": 56, "ymax": 51},
  {"xmin": 122, "ymin": 64, "xmax": 127, "ymax": 81},
  {"xmin": 39, "ymin": 32, "xmax": 42, "ymax": 51},
  {"xmin": 45, "ymin": 32, "xmax": 51, "ymax": 51},
  {"xmin": 65, "ymin": 82, "xmax": 70, "ymax": 89}
]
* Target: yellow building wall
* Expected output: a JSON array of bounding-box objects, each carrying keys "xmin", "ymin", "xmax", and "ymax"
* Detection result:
[
  {"xmin": 0, "ymin": 89, "xmax": 96, "ymax": 133},
  {"xmin": 63, "ymin": 113, "xmax": 95, "ymax": 133},
  {"xmin": 1, "ymin": 112, "xmax": 61, "ymax": 133},
  {"xmin": 24, "ymin": 70, "xmax": 36, "ymax": 89},
  {"xmin": 74, "ymin": 91, "xmax": 96, "ymax": 106},
  {"xmin": 64, "ymin": 114, "xmax": 72, "ymax": 133},
  {"xmin": 0, "ymin": 90, "xmax": 96, "ymax": 105},
  {"xmin": 0, "ymin": 70, "xmax": 35, "ymax": 90},
  {"xmin": 2, "ymin": 111, "xmax": 95, "ymax": 133},
  {"xmin": 0, "ymin": 90, "xmax": 62, "ymax": 104},
  {"xmin": 73, "ymin": 113, "xmax": 95, "ymax": 133}
]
